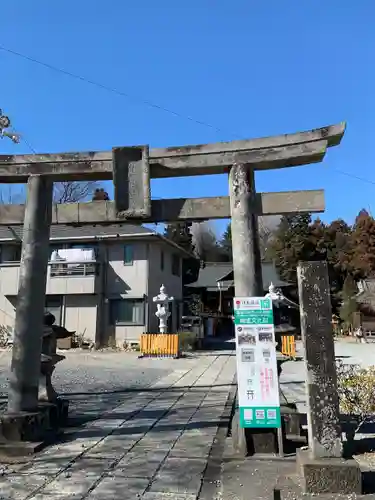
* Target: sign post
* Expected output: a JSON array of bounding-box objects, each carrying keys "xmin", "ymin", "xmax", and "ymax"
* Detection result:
[{"xmin": 233, "ymin": 296, "xmax": 281, "ymax": 429}]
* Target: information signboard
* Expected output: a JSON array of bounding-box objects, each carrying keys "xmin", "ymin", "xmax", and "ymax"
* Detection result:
[{"xmin": 233, "ymin": 296, "xmax": 281, "ymax": 428}]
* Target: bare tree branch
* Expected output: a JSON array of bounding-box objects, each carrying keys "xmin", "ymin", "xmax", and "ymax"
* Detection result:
[
  {"xmin": 0, "ymin": 181, "xmax": 105, "ymax": 205},
  {"xmin": 191, "ymin": 221, "xmax": 225, "ymax": 262},
  {"xmin": 53, "ymin": 181, "xmax": 100, "ymax": 204}
]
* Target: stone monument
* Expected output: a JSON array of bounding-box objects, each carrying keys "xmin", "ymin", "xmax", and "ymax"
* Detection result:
[
  {"xmin": 296, "ymin": 261, "xmax": 361, "ymax": 494},
  {"xmin": 39, "ymin": 311, "xmax": 72, "ymax": 407},
  {"xmin": 153, "ymin": 285, "xmax": 174, "ymax": 333}
]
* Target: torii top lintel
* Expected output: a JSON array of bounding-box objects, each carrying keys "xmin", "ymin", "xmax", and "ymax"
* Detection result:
[{"xmin": 0, "ymin": 122, "xmax": 345, "ymax": 183}]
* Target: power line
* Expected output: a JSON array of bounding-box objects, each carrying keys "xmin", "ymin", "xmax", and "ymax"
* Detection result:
[
  {"xmin": 330, "ymin": 168, "xmax": 375, "ymax": 187},
  {"xmin": 21, "ymin": 136, "xmax": 37, "ymax": 155},
  {"xmin": 2, "ymin": 44, "xmax": 375, "ymax": 189},
  {"xmin": 0, "ymin": 44, "xmax": 240, "ymax": 138}
]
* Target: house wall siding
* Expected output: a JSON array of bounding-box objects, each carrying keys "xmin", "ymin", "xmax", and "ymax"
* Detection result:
[
  {"xmin": 64, "ymin": 295, "xmax": 98, "ymax": 342},
  {"xmin": 0, "ymin": 237, "xmax": 184, "ymax": 346}
]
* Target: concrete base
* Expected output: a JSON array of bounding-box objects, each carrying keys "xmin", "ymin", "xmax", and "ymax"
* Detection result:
[
  {"xmin": 0, "ymin": 398, "xmax": 69, "ymax": 458},
  {"xmin": 231, "ymin": 408, "xmax": 279, "ymax": 456},
  {"xmin": 297, "ymin": 448, "xmax": 362, "ymax": 494},
  {"xmin": 281, "ymin": 404, "xmax": 307, "ymax": 443}
]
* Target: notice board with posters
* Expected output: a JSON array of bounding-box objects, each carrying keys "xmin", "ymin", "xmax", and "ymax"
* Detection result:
[{"xmin": 233, "ymin": 296, "xmax": 281, "ymax": 428}]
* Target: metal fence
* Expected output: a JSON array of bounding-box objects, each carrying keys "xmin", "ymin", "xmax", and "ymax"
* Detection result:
[{"xmin": 49, "ymin": 262, "xmax": 98, "ymax": 277}]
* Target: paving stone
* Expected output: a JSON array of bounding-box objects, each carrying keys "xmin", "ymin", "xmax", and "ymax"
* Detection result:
[
  {"xmin": 142, "ymin": 494, "xmax": 196, "ymax": 500},
  {"xmin": 170, "ymin": 430, "xmax": 214, "ymax": 458},
  {"xmin": 116, "ymin": 420, "xmax": 155, "ymax": 435},
  {"xmin": 34, "ymin": 446, "xmax": 83, "ymax": 461},
  {"xmin": 86, "ymin": 418, "xmax": 125, "ymax": 430},
  {"xmin": 0, "ymin": 474, "xmax": 50, "ymax": 499},
  {"xmin": 42, "ymin": 438, "xmax": 102, "ymax": 457},
  {"xmin": 37, "ymin": 472, "xmax": 99, "ymax": 498},
  {"xmin": 113, "ymin": 449, "xmax": 168, "ymax": 478},
  {"xmin": 33, "ymin": 458, "xmax": 114, "ymax": 498},
  {"xmin": 68, "ymin": 457, "xmax": 115, "ymax": 476},
  {"xmin": 136, "ymin": 433, "xmax": 181, "ymax": 451},
  {"xmin": 32, "ymin": 495, "xmax": 80, "ymax": 500},
  {"xmin": 149, "ymin": 457, "xmax": 207, "ymax": 495},
  {"xmin": 17, "ymin": 456, "xmax": 74, "ymax": 476},
  {"xmin": 86, "ymin": 476, "xmax": 149, "ymax": 498},
  {"xmin": 84, "ymin": 435, "xmax": 138, "ymax": 459}
]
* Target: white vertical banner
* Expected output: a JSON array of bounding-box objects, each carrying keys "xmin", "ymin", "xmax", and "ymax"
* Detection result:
[{"xmin": 233, "ymin": 296, "xmax": 281, "ymax": 428}]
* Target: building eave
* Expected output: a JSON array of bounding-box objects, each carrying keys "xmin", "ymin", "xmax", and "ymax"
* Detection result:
[{"xmin": 0, "ymin": 229, "xmax": 193, "ymax": 259}]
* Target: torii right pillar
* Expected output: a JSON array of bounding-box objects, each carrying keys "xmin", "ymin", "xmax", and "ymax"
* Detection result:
[{"xmin": 229, "ymin": 163, "xmax": 277, "ymax": 456}]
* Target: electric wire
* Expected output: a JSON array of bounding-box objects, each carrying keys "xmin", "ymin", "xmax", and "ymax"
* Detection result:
[{"xmin": 1, "ymin": 43, "xmax": 375, "ymax": 189}]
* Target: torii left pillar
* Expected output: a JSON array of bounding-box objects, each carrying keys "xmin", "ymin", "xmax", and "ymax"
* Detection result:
[
  {"xmin": 8, "ymin": 175, "xmax": 53, "ymax": 413},
  {"xmin": 0, "ymin": 175, "xmax": 61, "ymax": 455}
]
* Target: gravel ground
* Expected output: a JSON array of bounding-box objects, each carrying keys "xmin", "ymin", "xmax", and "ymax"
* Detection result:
[
  {"xmin": 280, "ymin": 339, "xmax": 375, "ymax": 413},
  {"xmin": 0, "ymin": 349, "xmax": 182, "ymax": 420}
]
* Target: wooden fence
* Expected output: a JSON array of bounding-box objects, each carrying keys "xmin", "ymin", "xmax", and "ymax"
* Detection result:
[
  {"xmin": 140, "ymin": 334, "xmax": 179, "ymax": 358},
  {"xmin": 281, "ymin": 334, "xmax": 296, "ymax": 359}
]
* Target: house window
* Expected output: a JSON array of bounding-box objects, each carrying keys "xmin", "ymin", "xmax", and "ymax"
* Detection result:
[
  {"xmin": 123, "ymin": 245, "xmax": 133, "ymax": 265},
  {"xmin": 6, "ymin": 245, "xmax": 22, "ymax": 262},
  {"xmin": 160, "ymin": 250, "xmax": 164, "ymax": 271},
  {"xmin": 109, "ymin": 298, "xmax": 145, "ymax": 325},
  {"xmin": 172, "ymin": 254, "xmax": 180, "ymax": 277},
  {"xmin": 45, "ymin": 296, "xmax": 63, "ymax": 325}
]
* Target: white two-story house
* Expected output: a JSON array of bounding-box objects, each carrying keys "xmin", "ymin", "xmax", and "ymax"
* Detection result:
[{"xmin": 0, "ymin": 224, "xmax": 191, "ymax": 348}]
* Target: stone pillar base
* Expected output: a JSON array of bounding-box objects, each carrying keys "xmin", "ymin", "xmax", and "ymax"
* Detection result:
[
  {"xmin": 297, "ymin": 449, "xmax": 362, "ymax": 494},
  {"xmin": 0, "ymin": 398, "xmax": 69, "ymax": 458}
]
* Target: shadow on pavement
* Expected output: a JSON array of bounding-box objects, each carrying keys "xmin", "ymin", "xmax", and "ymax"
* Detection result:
[{"xmin": 64, "ymin": 383, "xmax": 234, "ymax": 397}]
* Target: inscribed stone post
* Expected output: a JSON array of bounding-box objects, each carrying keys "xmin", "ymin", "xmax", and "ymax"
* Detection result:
[
  {"xmin": 296, "ymin": 261, "xmax": 362, "ymax": 494},
  {"xmin": 297, "ymin": 261, "xmax": 342, "ymax": 459}
]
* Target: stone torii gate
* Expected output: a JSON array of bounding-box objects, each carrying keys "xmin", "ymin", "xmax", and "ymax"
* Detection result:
[{"xmin": 0, "ymin": 122, "xmax": 344, "ymax": 453}]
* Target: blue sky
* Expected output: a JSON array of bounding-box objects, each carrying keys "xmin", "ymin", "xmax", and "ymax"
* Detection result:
[{"xmin": 1, "ymin": 1, "xmax": 374, "ymax": 235}]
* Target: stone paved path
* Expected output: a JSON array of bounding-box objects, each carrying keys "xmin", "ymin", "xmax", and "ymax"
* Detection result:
[{"xmin": 0, "ymin": 351, "xmax": 236, "ymax": 499}]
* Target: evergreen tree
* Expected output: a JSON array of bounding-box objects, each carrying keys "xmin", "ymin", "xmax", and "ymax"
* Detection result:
[
  {"xmin": 269, "ymin": 213, "xmax": 316, "ymax": 283},
  {"xmin": 308, "ymin": 218, "xmax": 353, "ymax": 309},
  {"xmin": 190, "ymin": 222, "xmax": 227, "ymax": 262},
  {"xmin": 163, "ymin": 222, "xmax": 200, "ymax": 284},
  {"xmin": 350, "ymin": 209, "xmax": 375, "ymax": 278},
  {"xmin": 164, "ymin": 222, "xmax": 193, "ymax": 252},
  {"xmin": 220, "ymin": 218, "xmax": 277, "ymax": 262},
  {"xmin": 339, "ymin": 275, "xmax": 359, "ymax": 329},
  {"xmin": 220, "ymin": 223, "xmax": 232, "ymax": 261}
]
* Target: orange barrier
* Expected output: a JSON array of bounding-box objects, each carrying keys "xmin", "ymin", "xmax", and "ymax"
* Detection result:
[
  {"xmin": 140, "ymin": 334, "xmax": 179, "ymax": 358},
  {"xmin": 281, "ymin": 335, "xmax": 296, "ymax": 359}
]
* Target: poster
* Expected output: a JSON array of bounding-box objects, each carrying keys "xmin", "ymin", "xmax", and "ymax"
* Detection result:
[{"xmin": 233, "ymin": 296, "xmax": 281, "ymax": 428}]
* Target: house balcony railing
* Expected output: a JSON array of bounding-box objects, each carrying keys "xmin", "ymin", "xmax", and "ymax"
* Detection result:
[
  {"xmin": 50, "ymin": 261, "xmax": 98, "ymax": 277},
  {"xmin": 0, "ymin": 260, "xmax": 100, "ymax": 295}
]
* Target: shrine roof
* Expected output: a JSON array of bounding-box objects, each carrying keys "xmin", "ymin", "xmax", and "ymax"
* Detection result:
[{"xmin": 187, "ymin": 261, "xmax": 290, "ymax": 292}]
